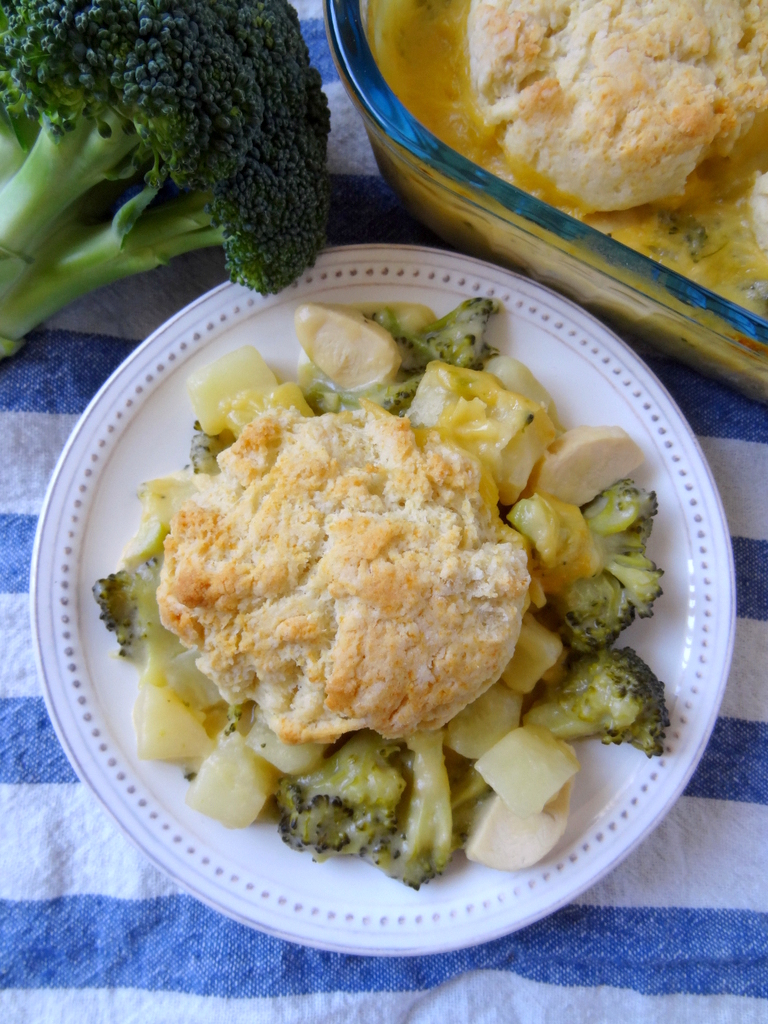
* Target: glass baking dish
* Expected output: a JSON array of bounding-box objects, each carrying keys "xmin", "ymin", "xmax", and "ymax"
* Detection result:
[{"xmin": 324, "ymin": 0, "xmax": 768, "ymax": 402}]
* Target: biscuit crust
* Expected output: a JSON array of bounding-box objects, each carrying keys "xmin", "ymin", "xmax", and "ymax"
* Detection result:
[
  {"xmin": 157, "ymin": 405, "xmax": 529, "ymax": 743},
  {"xmin": 468, "ymin": 0, "xmax": 768, "ymax": 210}
]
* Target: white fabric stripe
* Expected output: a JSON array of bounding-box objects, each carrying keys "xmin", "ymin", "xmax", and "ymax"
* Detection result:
[
  {"xmin": 0, "ymin": 784, "xmax": 178, "ymax": 901},
  {"xmin": 0, "ymin": 412, "xmax": 77, "ymax": 515},
  {"xmin": 326, "ymin": 81, "xmax": 380, "ymax": 176},
  {"xmin": 2, "ymin": 975, "xmax": 766, "ymax": 1024},
  {"xmin": 577, "ymin": 796, "xmax": 768, "ymax": 911},
  {"xmin": 719, "ymin": 617, "xmax": 768, "ymax": 722},
  {"xmin": 292, "ymin": 0, "xmax": 323, "ymax": 18},
  {"xmin": 0, "ymin": 594, "xmax": 40, "ymax": 698},
  {"xmin": 697, "ymin": 436, "xmax": 768, "ymax": 542},
  {"xmin": 3, "ymin": 783, "xmax": 766, "ymax": 911}
]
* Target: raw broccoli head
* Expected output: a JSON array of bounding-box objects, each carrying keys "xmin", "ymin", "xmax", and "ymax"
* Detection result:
[
  {"xmin": 92, "ymin": 555, "xmax": 163, "ymax": 661},
  {"xmin": 0, "ymin": 0, "xmax": 330, "ymax": 346},
  {"xmin": 552, "ymin": 479, "xmax": 663, "ymax": 651},
  {"xmin": 525, "ymin": 646, "xmax": 670, "ymax": 757},
  {"xmin": 275, "ymin": 729, "xmax": 454, "ymax": 889}
]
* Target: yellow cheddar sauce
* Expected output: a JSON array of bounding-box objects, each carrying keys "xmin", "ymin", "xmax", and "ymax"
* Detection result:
[{"xmin": 369, "ymin": 0, "xmax": 768, "ymax": 318}]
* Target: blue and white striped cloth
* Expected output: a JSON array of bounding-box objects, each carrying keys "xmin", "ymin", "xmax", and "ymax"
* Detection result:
[{"xmin": 2, "ymin": 10, "xmax": 768, "ymax": 1021}]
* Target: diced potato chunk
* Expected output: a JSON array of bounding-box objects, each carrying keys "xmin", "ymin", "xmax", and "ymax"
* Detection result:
[
  {"xmin": 445, "ymin": 682, "xmax": 522, "ymax": 760},
  {"xmin": 187, "ymin": 346, "xmax": 278, "ymax": 435},
  {"xmin": 294, "ymin": 302, "xmax": 402, "ymax": 388},
  {"xmin": 484, "ymin": 354, "xmax": 562, "ymax": 430},
  {"xmin": 133, "ymin": 684, "xmax": 214, "ymax": 761},
  {"xmin": 164, "ymin": 649, "xmax": 222, "ymax": 711},
  {"xmin": 185, "ymin": 732, "xmax": 279, "ymax": 828},
  {"xmin": 502, "ymin": 613, "xmax": 563, "ymax": 694},
  {"xmin": 528, "ymin": 425, "xmax": 644, "ymax": 507},
  {"xmin": 408, "ymin": 362, "xmax": 556, "ymax": 504},
  {"xmin": 475, "ymin": 723, "xmax": 579, "ymax": 818},
  {"xmin": 466, "ymin": 780, "xmax": 572, "ymax": 871},
  {"xmin": 245, "ymin": 713, "xmax": 327, "ymax": 774}
]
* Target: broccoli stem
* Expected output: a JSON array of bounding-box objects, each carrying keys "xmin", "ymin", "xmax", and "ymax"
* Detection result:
[
  {"xmin": 0, "ymin": 112, "xmax": 139, "ymax": 261},
  {"xmin": 0, "ymin": 190, "xmax": 223, "ymax": 342},
  {"xmin": 0, "ymin": 107, "xmax": 26, "ymax": 187}
]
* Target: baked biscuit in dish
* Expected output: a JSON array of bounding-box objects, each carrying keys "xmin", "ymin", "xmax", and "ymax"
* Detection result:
[
  {"xmin": 157, "ymin": 403, "xmax": 529, "ymax": 743},
  {"xmin": 468, "ymin": 0, "xmax": 768, "ymax": 210}
]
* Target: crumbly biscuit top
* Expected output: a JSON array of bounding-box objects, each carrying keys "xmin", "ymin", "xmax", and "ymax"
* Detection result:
[
  {"xmin": 157, "ymin": 404, "xmax": 529, "ymax": 743},
  {"xmin": 468, "ymin": 0, "xmax": 768, "ymax": 210}
]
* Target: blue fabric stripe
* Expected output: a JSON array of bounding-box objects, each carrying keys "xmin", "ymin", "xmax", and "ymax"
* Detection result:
[
  {"xmin": 0, "ymin": 330, "xmax": 135, "ymax": 415},
  {"xmin": 733, "ymin": 537, "xmax": 768, "ymax": 622},
  {"xmin": 684, "ymin": 717, "xmax": 768, "ymax": 805},
  {"xmin": 8, "ymin": 697, "xmax": 768, "ymax": 806},
  {"xmin": 0, "ymin": 698, "xmax": 78, "ymax": 784},
  {"xmin": 0, "ymin": 896, "xmax": 766, "ymax": 997},
  {"xmin": 645, "ymin": 356, "xmax": 768, "ymax": 444},
  {"xmin": 0, "ymin": 514, "xmax": 36, "ymax": 593},
  {"xmin": 303, "ymin": 18, "xmax": 338, "ymax": 84},
  {"xmin": 328, "ymin": 175, "xmax": 446, "ymax": 249}
]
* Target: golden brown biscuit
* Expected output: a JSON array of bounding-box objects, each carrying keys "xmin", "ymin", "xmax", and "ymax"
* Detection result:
[
  {"xmin": 468, "ymin": 0, "xmax": 768, "ymax": 210},
  {"xmin": 157, "ymin": 404, "xmax": 529, "ymax": 742}
]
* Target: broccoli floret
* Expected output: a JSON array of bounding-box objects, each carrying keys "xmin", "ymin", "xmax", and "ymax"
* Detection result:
[
  {"xmin": 299, "ymin": 298, "xmax": 502, "ymax": 416},
  {"xmin": 276, "ymin": 729, "xmax": 454, "ymax": 888},
  {"xmin": 553, "ymin": 480, "xmax": 663, "ymax": 651},
  {"xmin": 374, "ymin": 298, "xmax": 500, "ymax": 372},
  {"xmin": 92, "ymin": 556, "xmax": 164, "ymax": 661},
  {"xmin": 189, "ymin": 422, "xmax": 234, "ymax": 475},
  {"xmin": 276, "ymin": 731, "xmax": 405, "ymax": 857},
  {"xmin": 0, "ymin": 0, "xmax": 330, "ymax": 351},
  {"xmin": 525, "ymin": 647, "xmax": 670, "ymax": 757}
]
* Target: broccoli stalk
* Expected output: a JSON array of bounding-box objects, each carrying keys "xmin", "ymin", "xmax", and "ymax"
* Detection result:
[
  {"xmin": 0, "ymin": 0, "xmax": 330, "ymax": 354},
  {"xmin": 525, "ymin": 646, "xmax": 670, "ymax": 757}
]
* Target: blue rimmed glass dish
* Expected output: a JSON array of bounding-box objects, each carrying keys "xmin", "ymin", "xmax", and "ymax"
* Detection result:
[{"xmin": 325, "ymin": 0, "xmax": 768, "ymax": 402}]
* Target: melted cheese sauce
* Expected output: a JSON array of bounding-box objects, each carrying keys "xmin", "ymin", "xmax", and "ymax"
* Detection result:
[{"xmin": 369, "ymin": 0, "xmax": 768, "ymax": 318}]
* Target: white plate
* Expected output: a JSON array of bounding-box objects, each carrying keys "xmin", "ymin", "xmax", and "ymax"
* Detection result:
[{"xmin": 31, "ymin": 244, "xmax": 735, "ymax": 955}]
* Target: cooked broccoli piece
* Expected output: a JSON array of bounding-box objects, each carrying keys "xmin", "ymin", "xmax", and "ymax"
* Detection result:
[
  {"xmin": 658, "ymin": 211, "xmax": 709, "ymax": 262},
  {"xmin": 0, "ymin": 0, "xmax": 330, "ymax": 352},
  {"xmin": 92, "ymin": 556, "xmax": 164, "ymax": 661},
  {"xmin": 276, "ymin": 731, "xmax": 405, "ymax": 857},
  {"xmin": 276, "ymin": 729, "xmax": 453, "ymax": 888},
  {"xmin": 189, "ymin": 422, "xmax": 234, "ymax": 475},
  {"xmin": 389, "ymin": 731, "xmax": 453, "ymax": 888},
  {"xmin": 553, "ymin": 479, "xmax": 663, "ymax": 651},
  {"xmin": 299, "ymin": 298, "xmax": 502, "ymax": 416},
  {"xmin": 374, "ymin": 298, "xmax": 500, "ymax": 372},
  {"xmin": 448, "ymin": 761, "xmax": 492, "ymax": 849},
  {"xmin": 301, "ymin": 369, "xmax": 421, "ymax": 416},
  {"xmin": 524, "ymin": 646, "xmax": 670, "ymax": 757}
]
